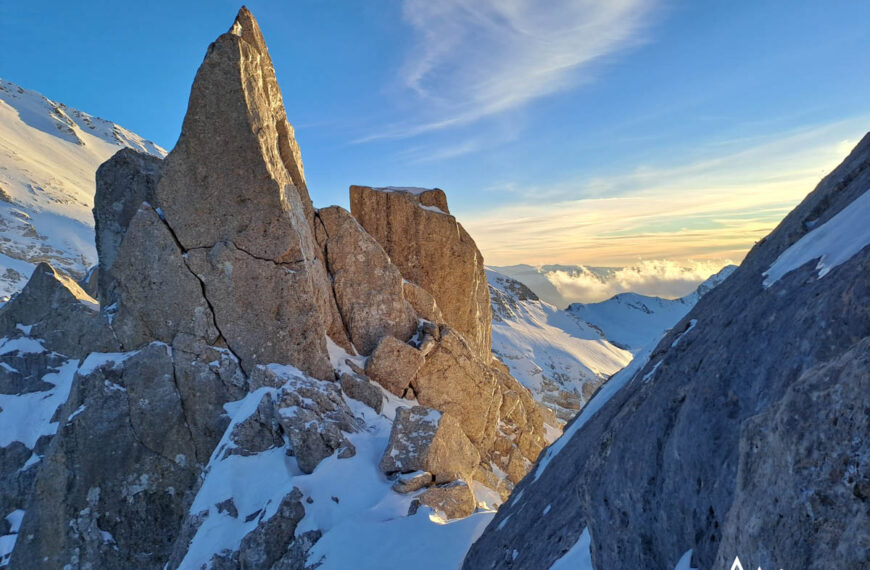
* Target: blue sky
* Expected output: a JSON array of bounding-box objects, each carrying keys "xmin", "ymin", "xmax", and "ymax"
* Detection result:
[{"xmin": 2, "ymin": 0, "xmax": 869, "ymax": 267}]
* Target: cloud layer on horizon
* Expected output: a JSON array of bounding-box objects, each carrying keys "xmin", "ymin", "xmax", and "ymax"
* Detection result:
[
  {"xmin": 465, "ymin": 120, "xmax": 865, "ymax": 267},
  {"xmin": 546, "ymin": 260, "xmax": 731, "ymax": 303}
]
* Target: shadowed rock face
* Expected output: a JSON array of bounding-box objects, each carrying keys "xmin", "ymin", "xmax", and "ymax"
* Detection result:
[
  {"xmin": 0, "ymin": 262, "xmax": 116, "ymax": 357},
  {"xmin": 350, "ymin": 186, "xmax": 492, "ymax": 361},
  {"xmin": 93, "ymin": 148, "xmax": 164, "ymax": 305},
  {"xmin": 463, "ymin": 133, "xmax": 870, "ymax": 570},
  {"xmin": 12, "ymin": 345, "xmax": 199, "ymax": 569}
]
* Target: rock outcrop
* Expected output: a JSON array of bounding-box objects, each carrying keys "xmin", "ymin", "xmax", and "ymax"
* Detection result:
[
  {"xmin": 144, "ymin": 6, "xmax": 339, "ymax": 379},
  {"xmin": 110, "ymin": 204, "xmax": 218, "ymax": 350},
  {"xmin": 380, "ymin": 406, "xmax": 480, "ymax": 484},
  {"xmin": 93, "ymin": 148, "xmax": 164, "ymax": 305},
  {"xmin": 0, "ymin": 262, "xmax": 116, "ymax": 357},
  {"xmin": 464, "ymin": 133, "xmax": 870, "ymax": 570},
  {"xmin": 315, "ymin": 206, "xmax": 416, "ymax": 355},
  {"xmin": 12, "ymin": 346, "xmax": 199, "ymax": 569},
  {"xmin": 4, "ymin": 7, "xmax": 557, "ymax": 568},
  {"xmin": 350, "ymin": 186, "xmax": 492, "ymax": 360}
]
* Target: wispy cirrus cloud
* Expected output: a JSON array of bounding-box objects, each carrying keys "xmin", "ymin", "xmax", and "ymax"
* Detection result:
[
  {"xmin": 360, "ymin": 0, "xmax": 656, "ymax": 142},
  {"xmin": 463, "ymin": 119, "xmax": 867, "ymax": 267}
]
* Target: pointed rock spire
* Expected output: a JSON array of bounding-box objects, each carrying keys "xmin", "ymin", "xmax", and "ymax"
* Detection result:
[
  {"xmin": 155, "ymin": 6, "xmax": 314, "ymax": 259},
  {"xmin": 147, "ymin": 7, "xmax": 338, "ymax": 378}
]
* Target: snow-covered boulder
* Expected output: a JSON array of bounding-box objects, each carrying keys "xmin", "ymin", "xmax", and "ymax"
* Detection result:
[{"xmin": 380, "ymin": 406, "xmax": 479, "ymax": 484}]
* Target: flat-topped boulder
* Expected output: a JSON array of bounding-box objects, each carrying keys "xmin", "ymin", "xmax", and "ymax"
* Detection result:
[{"xmin": 350, "ymin": 185, "xmax": 492, "ymax": 360}]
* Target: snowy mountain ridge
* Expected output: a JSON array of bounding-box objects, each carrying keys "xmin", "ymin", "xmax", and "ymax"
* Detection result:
[
  {"xmin": 0, "ymin": 77, "xmax": 165, "ymax": 297},
  {"xmin": 565, "ymin": 265, "xmax": 737, "ymax": 352}
]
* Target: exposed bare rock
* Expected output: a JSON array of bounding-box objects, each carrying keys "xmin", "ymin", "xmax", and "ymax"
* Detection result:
[
  {"xmin": 316, "ymin": 206, "xmax": 416, "ymax": 355},
  {"xmin": 715, "ymin": 337, "xmax": 870, "ymax": 570},
  {"xmin": 365, "ymin": 335, "xmax": 425, "ymax": 397},
  {"xmin": 237, "ymin": 488, "xmax": 305, "ymax": 568},
  {"xmin": 0, "ymin": 262, "xmax": 116, "ymax": 357},
  {"xmin": 392, "ymin": 470, "xmax": 434, "ymax": 494},
  {"xmin": 11, "ymin": 345, "xmax": 198, "ymax": 569},
  {"xmin": 413, "ymin": 327, "xmax": 500, "ymax": 450},
  {"xmin": 185, "ymin": 241, "xmax": 333, "ymax": 379},
  {"xmin": 93, "ymin": 148, "xmax": 164, "ymax": 305},
  {"xmin": 111, "ymin": 204, "xmax": 218, "ymax": 350},
  {"xmin": 419, "ymin": 480, "xmax": 476, "ymax": 520},
  {"xmin": 149, "ymin": 7, "xmax": 340, "ymax": 373},
  {"xmin": 154, "ymin": 9, "xmax": 313, "ymax": 261},
  {"xmin": 403, "ymin": 280, "xmax": 443, "ymax": 323},
  {"xmin": 350, "ymin": 185, "xmax": 491, "ymax": 360},
  {"xmin": 380, "ymin": 406, "xmax": 480, "ymax": 484},
  {"xmin": 171, "ymin": 333, "xmax": 249, "ymax": 464},
  {"xmin": 340, "ymin": 372, "xmax": 384, "ymax": 414}
]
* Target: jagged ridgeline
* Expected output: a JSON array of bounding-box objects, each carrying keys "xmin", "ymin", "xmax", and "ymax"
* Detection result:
[{"xmin": 1, "ymin": 8, "xmax": 555, "ymax": 568}]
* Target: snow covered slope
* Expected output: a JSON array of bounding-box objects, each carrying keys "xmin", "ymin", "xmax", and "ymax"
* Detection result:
[
  {"xmin": 0, "ymin": 78, "xmax": 164, "ymax": 297},
  {"xmin": 487, "ymin": 269, "xmax": 632, "ymax": 421},
  {"xmin": 565, "ymin": 265, "xmax": 736, "ymax": 353}
]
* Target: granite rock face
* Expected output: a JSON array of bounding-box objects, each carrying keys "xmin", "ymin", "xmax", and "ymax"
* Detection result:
[
  {"xmin": 143, "ymin": 7, "xmax": 337, "ymax": 378},
  {"xmin": 93, "ymin": 148, "xmax": 164, "ymax": 305},
  {"xmin": 464, "ymin": 133, "xmax": 870, "ymax": 570},
  {"xmin": 316, "ymin": 205, "xmax": 417, "ymax": 355},
  {"xmin": 380, "ymin": 406, "xmax": 480, "ymax": 484},
  {"xmin": 350, "ymin": 186, "xmax": 492, "ymax": 360},
  {"xmin": 413, "ymin": 328, "xmax": 499, "ymax": 450},
  {"xmin": 185, "ymin": 242, "xmax": 333, "ymax": 378},
  {"xmin": 12, "ymin": 345, "xmax": 199, "ymax": 569},
  {"xmin": 111, "ymin": 204, "xmax": 218, "ymax": 350}
]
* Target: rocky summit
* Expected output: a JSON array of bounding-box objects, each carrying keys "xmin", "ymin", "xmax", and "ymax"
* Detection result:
[{"xmin": 1, "ymin": 7, "xmax": 553, "ymax": 569}]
